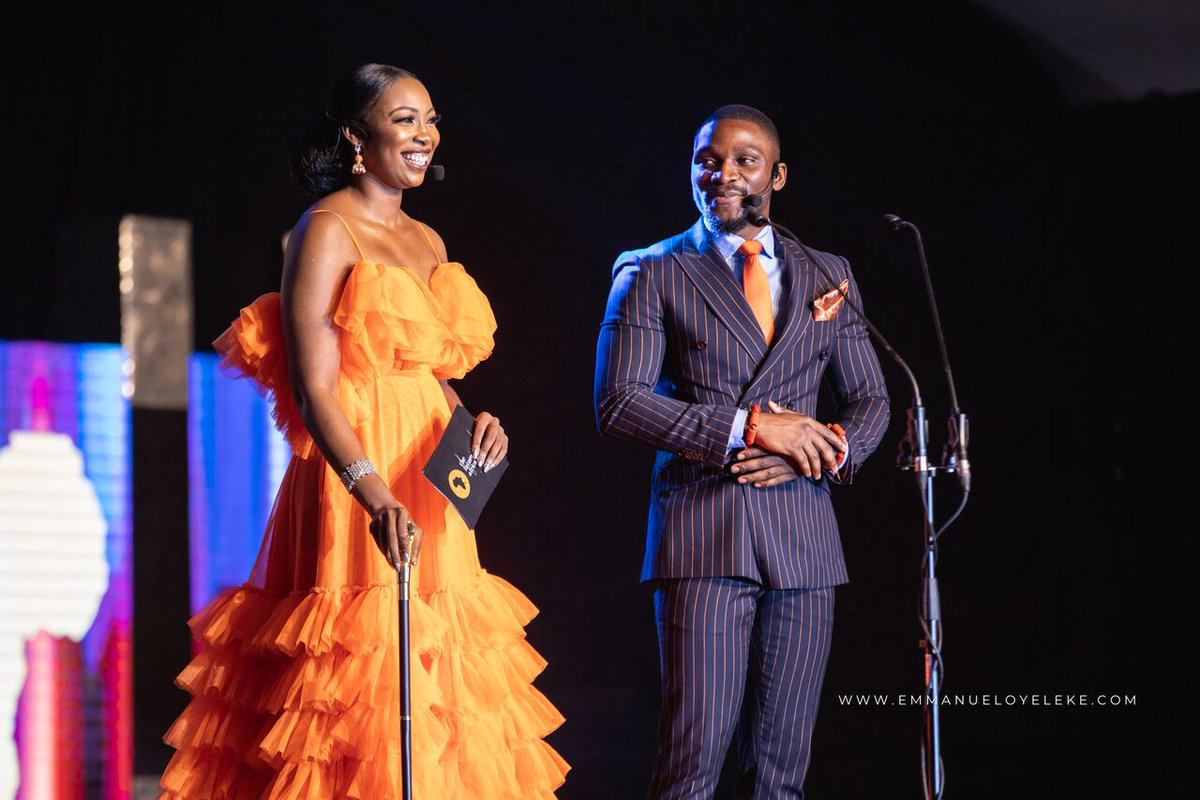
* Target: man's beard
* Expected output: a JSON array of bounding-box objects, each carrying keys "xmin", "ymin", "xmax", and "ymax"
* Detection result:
[{"xmin": 701, "ymin": 205, "xmax": 750, "ymax": 235}]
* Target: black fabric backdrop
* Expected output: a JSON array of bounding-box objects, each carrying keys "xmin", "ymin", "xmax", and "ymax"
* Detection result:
[{"xmin": 2, "ymin": 2, "xmax": 1194, "ymax": 797}]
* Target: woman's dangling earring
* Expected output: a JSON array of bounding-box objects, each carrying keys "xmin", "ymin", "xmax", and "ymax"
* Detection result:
[{"xmin": 351, "ymin": 143, "xmax": 366, "ymax": 175}]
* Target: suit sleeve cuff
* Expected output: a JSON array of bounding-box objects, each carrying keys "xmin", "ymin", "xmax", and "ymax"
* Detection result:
[{"xmin": 700, "ymin": 405, "xmax": 743, "ymax": 466}]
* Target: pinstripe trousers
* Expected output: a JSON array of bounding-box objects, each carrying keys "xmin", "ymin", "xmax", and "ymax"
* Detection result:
[{"xmin": 648, "ymin": 579, "xmax": 834, "ymax": 800}]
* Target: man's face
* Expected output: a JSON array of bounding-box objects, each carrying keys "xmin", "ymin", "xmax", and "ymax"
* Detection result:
[{"xmin": 691, "ymin": 118, "xmax": 786, "ymax": 236}]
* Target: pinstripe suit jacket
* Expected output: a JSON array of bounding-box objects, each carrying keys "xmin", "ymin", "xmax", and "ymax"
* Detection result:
[{"xmin": 595, "ymin": 220, "xmax": 890, "ymax": 588}]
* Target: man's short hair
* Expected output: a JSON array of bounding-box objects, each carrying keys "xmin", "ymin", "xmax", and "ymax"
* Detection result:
[{"xmin": 696, "ymin": 104, "xmax": 781, "ymax": 161}]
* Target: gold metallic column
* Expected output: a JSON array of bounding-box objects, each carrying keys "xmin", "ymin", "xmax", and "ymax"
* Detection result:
[{"xmin": 118, "ymin": 216, "xmax": 193, "ymax": 409}]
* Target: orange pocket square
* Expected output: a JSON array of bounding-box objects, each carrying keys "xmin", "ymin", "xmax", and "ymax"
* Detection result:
[{"xmin": 812, "ymin": 280, "xmax": 849, "ymax": 321}]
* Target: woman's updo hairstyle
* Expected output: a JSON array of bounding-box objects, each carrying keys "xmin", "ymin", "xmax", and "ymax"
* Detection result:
[{"xmin": 290, "ymin": 63, "xmax": 418, "ymax": 198}]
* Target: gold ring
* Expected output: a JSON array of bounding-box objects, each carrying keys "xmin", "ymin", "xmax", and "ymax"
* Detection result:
[{"xmin": 406, "ymin": 519, "xmax": 416, "ymax": 538}]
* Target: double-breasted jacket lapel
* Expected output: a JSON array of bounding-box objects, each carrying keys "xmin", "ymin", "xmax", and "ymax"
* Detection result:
[
  {"xmin": 672, "ymin": 221, "xmax": 768, "ymax": 363},
  {"xmin": 744, "ymin": 234, "xmax": 819, "ymax": 396},
  {"xmin": 671, "ymin": 222, "xmax": 828, "ymax": 398}
]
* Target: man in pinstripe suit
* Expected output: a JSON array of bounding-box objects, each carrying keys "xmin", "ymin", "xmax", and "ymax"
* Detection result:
[{"xmin": 595, "ymin": 105, "xmax": 890, "ymax": 798}]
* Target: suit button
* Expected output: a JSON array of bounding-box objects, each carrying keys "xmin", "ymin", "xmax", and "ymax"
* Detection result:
[
  {"xmin": 786, "ymin": 402, "xmax": 796, "ymax": 411},
  {"xmin": 818, "ymin": 349, "xmax": 829, "ymax": 360},
  {"xmin": 695, "ymin": 340, "xmax": 707, "ymax": 350}
]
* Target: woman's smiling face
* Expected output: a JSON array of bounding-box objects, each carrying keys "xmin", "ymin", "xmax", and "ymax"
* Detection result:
[{"xmin": 353, "ymin": 77, "xmax": 441, "ymax": 190}]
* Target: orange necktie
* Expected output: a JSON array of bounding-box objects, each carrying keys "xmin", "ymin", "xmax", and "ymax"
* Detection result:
[{"xmin": 738, "ymin": 239, "xmax": 774, "ymax": 343}]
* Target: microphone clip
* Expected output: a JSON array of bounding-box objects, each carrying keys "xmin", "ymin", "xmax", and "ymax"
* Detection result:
[
  {"xmin": 896, "ymin": 405, "xmax": 919, "ymax": 471},
  {"xmin": 941, "ymin": 412, "xmax": 971, "ymax": 492}
]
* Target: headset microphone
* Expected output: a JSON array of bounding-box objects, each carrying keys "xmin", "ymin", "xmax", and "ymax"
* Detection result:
[
  {"xmin": 743, "ymin": 193, "xmax": 769, "ymax": 226},
  {"xmin": 742, "ymin": 169, "xmax": 777, "ymax": 227}
]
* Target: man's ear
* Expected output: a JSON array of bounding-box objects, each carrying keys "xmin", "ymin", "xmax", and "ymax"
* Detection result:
[{"xmin": 772, "ymin": 161, "xmax": 788, "ymax": 192}]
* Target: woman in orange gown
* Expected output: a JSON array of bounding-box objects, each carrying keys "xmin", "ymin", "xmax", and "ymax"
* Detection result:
[{"xmin": 158, "ymin": 64, "xmax": 569, "ymax": 799}]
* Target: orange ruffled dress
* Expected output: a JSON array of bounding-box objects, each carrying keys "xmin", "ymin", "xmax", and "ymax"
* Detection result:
[{"xmin": 158, "ymin": 210, "xmax": 569, "ymax": 799}]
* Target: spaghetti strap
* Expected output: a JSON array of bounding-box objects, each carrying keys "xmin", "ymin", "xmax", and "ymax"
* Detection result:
[
  {"xmin": 308, "ymin": 209, "xmax": 366, "ymax": 261},
  {"xmin": 416, "ymin": 222, "xmax": 441, "ymax": 261}
]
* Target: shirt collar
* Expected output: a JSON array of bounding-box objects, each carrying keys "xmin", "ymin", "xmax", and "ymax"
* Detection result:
[{"xmin": 711, "ymin": 225, "xmax": 777, "ymax": 265}]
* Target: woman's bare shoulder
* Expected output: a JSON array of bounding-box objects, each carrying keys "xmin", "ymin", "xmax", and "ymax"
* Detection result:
[
  {"xmin": 286, "ymin": 198, "xmax": 361, "ymax": 262},
  {"xmin": 282, "ymin": 204, "xmax": 364, "ymax": 291}
]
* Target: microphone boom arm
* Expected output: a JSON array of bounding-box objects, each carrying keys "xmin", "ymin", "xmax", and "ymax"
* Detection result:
[{"xmin": 746, "ymin": 199, "xmax": 924, "ymax": 409}]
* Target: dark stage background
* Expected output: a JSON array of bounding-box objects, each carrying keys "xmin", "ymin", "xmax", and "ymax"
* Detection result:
[{"xmin": 3, "ymin": 2, "xmax": 1196, "ymax": 797}]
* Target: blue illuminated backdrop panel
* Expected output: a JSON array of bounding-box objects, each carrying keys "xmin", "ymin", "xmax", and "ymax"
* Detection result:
[{"xmin": 187, "ymin": 353, "xmax": 288, "ymax": 614}]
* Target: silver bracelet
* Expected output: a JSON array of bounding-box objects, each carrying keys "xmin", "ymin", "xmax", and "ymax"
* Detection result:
[{"xmin": 339, "ymin": 458, "xmax": 377, "ymax": 492}]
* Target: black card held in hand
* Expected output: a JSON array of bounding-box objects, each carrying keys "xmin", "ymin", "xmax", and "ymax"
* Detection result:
[{"xmin": 422, "ymin": 405, "xmax": 508, "ymax": 529}]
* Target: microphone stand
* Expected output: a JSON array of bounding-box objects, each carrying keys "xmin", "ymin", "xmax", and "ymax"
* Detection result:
[
  {"xmin": 745, "ymin": 200, "xmax": 958, "ymax": 799},
  {"xmin": 885, "ymin": 214, "xmax": 971, "ymax": 800}
]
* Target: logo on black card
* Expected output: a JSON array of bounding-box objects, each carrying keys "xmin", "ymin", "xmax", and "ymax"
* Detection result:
[{"xmin": 448, "ymin": 469, "xmax": 471, "ymax": 498}]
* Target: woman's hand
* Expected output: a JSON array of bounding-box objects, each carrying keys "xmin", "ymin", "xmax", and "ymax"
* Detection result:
[
  {"xmin": 366, "ymin": 496, "xmax": 424, "ymax": 568},
  {"xmin": 471, "ymin": 411, "xmax": 508, "ymax": 471}
]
